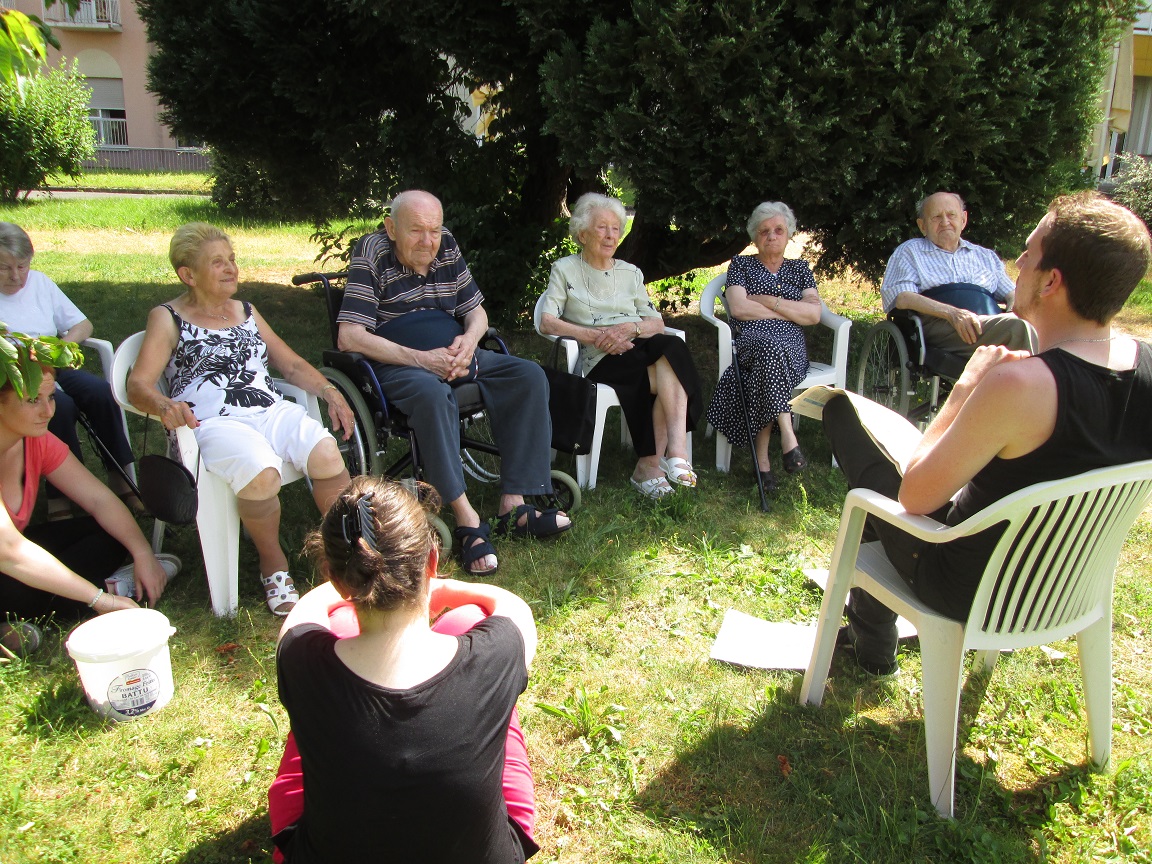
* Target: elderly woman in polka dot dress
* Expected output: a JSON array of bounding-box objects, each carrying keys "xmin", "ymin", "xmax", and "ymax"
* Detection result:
[{"xmin": 706, "ymin": 202, "xmax": 822, "ymax": 492}]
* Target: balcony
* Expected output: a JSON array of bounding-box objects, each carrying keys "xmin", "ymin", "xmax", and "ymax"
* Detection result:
[
  {"xmin": 43, "ymin": 0, "xmax": 121, "ymax": 30},
  {"xmin": 90, "ymin": 115, "xmax": 127, "ymax": 147}
]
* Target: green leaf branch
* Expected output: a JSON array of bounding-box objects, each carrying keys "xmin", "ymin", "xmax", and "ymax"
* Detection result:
[{"xmin": 0, "ymin": 322, "xmax": 83, "ymax": 399}]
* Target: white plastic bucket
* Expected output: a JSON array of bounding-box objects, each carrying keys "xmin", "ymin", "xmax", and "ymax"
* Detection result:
[{"xmin": 65, "ymin": 608, "xmax": 177, "ymax": 722}]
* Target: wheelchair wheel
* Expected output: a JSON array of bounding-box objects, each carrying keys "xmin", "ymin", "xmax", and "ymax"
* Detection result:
[
  {"xmin": 527, "ymin": 469, "xmax": 582, "ymax": 515},
  {"xmin": 460, "ymin": 410, "xmax": 501, "ymax": 484},
  {"xmin": 319, "ymin": 367, "xmax": 380, "ymax": 477},
  {"xmin": 855, "ymin": 321, "xmax": 911, "ymax": 416}
]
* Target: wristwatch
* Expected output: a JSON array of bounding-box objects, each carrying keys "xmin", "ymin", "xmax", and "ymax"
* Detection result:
[{"xmin": 634, "ymin": 321, "xmax": 642, "ymax": 337}]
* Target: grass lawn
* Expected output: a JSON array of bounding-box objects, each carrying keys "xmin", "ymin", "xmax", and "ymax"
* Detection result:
[
  {"xmin": 0, "ymin": 195, "xmax": 1150, "ymax": 864},
  {"xmin": 45, "ymin": 170, "xmax": 212, "ymax": 195}
]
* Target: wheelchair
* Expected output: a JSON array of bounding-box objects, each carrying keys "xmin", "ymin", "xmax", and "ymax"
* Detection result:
[
  {"xmin": 292, "ymin": 271, "xmax": 581, "ymax": 550},
  {"xmin": 854, "ymin": 284, "xmax": 1004, "ymax": 424}
]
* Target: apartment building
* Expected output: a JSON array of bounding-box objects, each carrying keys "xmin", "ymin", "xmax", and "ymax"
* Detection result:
[{"xmin": 4, "ymin": 0, "xmax": 208, "ymax": 170}]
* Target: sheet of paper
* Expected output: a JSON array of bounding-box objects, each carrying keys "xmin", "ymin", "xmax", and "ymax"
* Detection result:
[
  {"xmin": 790, "ymin": 386, "xmax": 923, "ymax": 473},
  {"xmin": 710, "ymin": 608, "xmax": 817, "ymax": 670}
]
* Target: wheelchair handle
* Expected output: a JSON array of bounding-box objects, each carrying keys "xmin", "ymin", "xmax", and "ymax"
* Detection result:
[{"xmin": 291, "ymin": 271, "xmax": 347, "ymax": 287}]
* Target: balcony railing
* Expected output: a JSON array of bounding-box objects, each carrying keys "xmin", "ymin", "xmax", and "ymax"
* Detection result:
[
  {"xmin": 90, "ymin": 116, "xmax": 127, "ymax": 147},
  {"xmin": 1136, "ymin": 10, "xmax": 1152, "ymax": 34},
  {"xmin": 43, "ymin": 0, "xmax": 121, "ymax": 28}
]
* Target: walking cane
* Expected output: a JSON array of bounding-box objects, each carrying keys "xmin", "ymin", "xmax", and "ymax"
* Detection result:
[
  {"xmin": 77, "ymin": 410, "xmax": 142, "ymax": 499},
  {"xmin": 722, "ymin": 300, "xmax": 770, "ymax": 513}
]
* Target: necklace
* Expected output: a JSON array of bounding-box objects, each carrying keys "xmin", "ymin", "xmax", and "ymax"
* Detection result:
[
  {"xmin": 188, "ymin": 300, "xmax": 231, "ymax": 322},
  {"xmin": 1046, "ymin": 335, "xmax": 1115, "ymax": 352},
  {"xmin": 578, "ymin": 254, "xmax": 616, "ymax": 301}
]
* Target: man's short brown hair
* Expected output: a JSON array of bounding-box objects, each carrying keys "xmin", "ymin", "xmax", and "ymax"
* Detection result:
[{"xmin": 1041, "ymin": 191, "xmax": 1151, "ymax": 325}]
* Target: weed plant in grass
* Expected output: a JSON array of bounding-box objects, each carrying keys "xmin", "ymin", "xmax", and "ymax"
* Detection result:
[{"xmin": 0, "ymin": 206, "xmax": 1149, "ymax": 863}]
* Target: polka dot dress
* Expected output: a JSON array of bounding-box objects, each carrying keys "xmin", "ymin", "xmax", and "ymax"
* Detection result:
[{"xmin": 706, "ymin": 255, "xmax": 815, "ymax": 446}]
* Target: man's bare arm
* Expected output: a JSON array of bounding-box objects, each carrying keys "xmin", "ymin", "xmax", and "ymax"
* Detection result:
[{"xmin": 900, "ymin": 348, "xmax": 1051, "ymax": 513}]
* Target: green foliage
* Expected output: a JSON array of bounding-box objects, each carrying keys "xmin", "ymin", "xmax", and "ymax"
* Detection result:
[
  {"xmin": 0, "ymin": 10, "xmax": 49, "ymax": 87},
  {"xmin": 1108, "ymin": 153, "xmax": 1152, "ymax": 230},
  {"xmin": 138, "ymin": 0, "xmax": 1137, "ymax": 320},
  {"xmin": 649, "ymin": 269, "xmax": 714, "ymax": 314},
  {"xmin": 0, "ymin": 61, "xmax": 96, "ymax": 201},
  {"xmin": 0, "ymin": 325, "xmax": 83, "ymax": 399},
  {"xmin": 0, "ymin": 2, "xmax": 78, "ymax": 88},
  {"xmin": 210, "ymin": 148, "xmax": 318, "ymax": 222}
]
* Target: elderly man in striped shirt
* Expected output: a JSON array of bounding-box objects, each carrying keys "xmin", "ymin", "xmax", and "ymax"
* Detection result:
[
  {"xmin": 880, "ymin": 191, "xmax": 1036, "ymax": 358},
  {"xmin": 337, "ymin": 190, "xmax": 571, "ymax": 576}
]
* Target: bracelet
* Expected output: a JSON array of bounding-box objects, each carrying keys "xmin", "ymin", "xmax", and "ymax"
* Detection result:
[
  {"xmin": 88, "ymin": 588, "xmax": 105, "ymax": 609},
  {"xmin": 773, "ymin": 296, "xmax": 782, "ymax": 312},
  {"xmin": 321, "ymin": 384, "xmax": 338, "ymax": 397}
]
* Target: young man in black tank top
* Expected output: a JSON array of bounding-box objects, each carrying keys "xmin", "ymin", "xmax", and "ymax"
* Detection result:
[{"xmin": 826, "ymin": 192, "xmax": 1152, "ymax": 675}]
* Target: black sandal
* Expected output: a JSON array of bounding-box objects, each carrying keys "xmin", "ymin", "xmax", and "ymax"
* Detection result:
[
  {"xmin": 758, "ymin": 470, "xmax": 778, "ymax": 494},
  {"xmin": 454, "ymin": 522, "xmax": 498, "ymax": 576},
  {"xmin": 495, "ymin": 504, "xmax": 571, "ymax": 539},
  {"xmin": 782, "ymin": 447, "xmax": 808, "ymax": 474}
]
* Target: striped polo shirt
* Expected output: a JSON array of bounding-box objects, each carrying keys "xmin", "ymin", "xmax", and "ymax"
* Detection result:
[
  {"xmin": 879, "ymin": 236, "xmax": 1015, "ymax": 313},
  {"xmin": 337, "ymin": 227, "xmax": 484, "ymax": 330}
]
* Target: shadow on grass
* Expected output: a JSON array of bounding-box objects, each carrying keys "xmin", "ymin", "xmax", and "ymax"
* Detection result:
[
  {"xmin": 633, "ymin": 665, "xmax": 1044, "ymax": 864},
  {"xmin": 169, "ymin": 812, "xmax": 273, "ymax": 864}
]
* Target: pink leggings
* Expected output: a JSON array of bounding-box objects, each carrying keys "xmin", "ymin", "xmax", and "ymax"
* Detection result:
[{"xmin": 267, "ymin": 603, "xmax": 535, "ymax": 862}]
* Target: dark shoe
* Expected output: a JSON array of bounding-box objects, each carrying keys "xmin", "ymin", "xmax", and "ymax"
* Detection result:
[
  {"xmin": 834, "ymin": 625, "xmax": 898, "ymax": 677},
  {"xmin": 454, "ymin": 522, "xmax": 498, "ymax": 576},
  {"xmin": 0, "ymin": 621, "xmax": 43, "ymax": 658},
  {"xmin": 495, "ymin": 504, "xmax": 571, "ymax": 540},
  {"xmin": 757, "ymin": 470, "xmax": 778, "ymax": 494},
  {"xmin": 782, "ymin": 447, "xmax": 808, "ymax": 474}
]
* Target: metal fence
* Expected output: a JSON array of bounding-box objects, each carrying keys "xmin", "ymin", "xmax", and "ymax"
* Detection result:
[
  {"xmin": 44, "ymin": 0, "xmax": 121, "ymax": 27},
  {"xmin": 90, "ymin": 117, "xmax": 128, "ymax": 147},
  {"xmin": 82, "ymin": 147, "xmax": 213, "ymax": 172}
]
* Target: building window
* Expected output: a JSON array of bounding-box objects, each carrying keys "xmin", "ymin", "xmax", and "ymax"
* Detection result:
[{"xmin": 89, "ymin": 107, "xmax": 127, "ymax": 146}]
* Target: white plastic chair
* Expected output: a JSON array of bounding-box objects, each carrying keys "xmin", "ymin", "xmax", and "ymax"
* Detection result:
[
  {"xmin": 111, "ymin": 332, "xmax": 322, "ymax": 617},
  {"xmin": 699, "ymin": 273, "xmax": 851, "ymax": 471},
  {"xmin": 532, "ymin": 292, "xmax": 691, "ymax": 490},
  {"xmin": 799, "ymin": 459, "xmax": 1152, "ymax": 817}
]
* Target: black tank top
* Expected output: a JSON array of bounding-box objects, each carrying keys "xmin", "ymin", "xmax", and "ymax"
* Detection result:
[{"xmin": 915, "ymin": 342, "xmax": 1152, "ymax": 620}]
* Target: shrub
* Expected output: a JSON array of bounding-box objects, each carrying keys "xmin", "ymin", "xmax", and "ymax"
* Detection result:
[
  {"xmin": 1108, "ymin": 153, "xmax": 1152, "ymax": 229},
  {"xmin": 0, "ymin": 60, "xmax": 95, "ymax": 201}
]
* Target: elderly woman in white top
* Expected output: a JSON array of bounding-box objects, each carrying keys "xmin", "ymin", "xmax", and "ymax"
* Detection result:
[
  {"xmin": 539, "ymin": 193, "xmax": 702, "ymax": 500},
  {"xmin": 0, "ymin": 222, "xmax": 141, "ymax": 518}
]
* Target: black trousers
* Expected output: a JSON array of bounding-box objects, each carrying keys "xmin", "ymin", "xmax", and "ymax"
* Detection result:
[
  {"xmin": 0, "ymin": 517, "xmax": 128, "ymax": 621},
  {"xmin": 822, "ymin": 395, "xmax": 950, "ymax": 666}
]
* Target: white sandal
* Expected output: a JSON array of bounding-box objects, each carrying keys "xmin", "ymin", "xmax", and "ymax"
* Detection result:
[
  {"xmin": 630, "ymin": 474, "xmax": 676, "ymax": 500},
  {"xmin": 262, "ymin": 571, "xmax": 298, "ymax": 616},
  {"xmin": 659, "ymin": 456, "xmax": 697, "ymax": 488}
]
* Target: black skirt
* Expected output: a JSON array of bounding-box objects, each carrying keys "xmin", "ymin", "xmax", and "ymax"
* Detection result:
[{"xmin": 587, "ymin": 334, "xmax": 703, "ymax": 458}]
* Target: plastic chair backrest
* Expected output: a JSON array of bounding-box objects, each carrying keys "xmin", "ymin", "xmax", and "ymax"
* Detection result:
[
  {"xmin": 961, "ymin": 460, "xmax": 1152, "ymax": 647},
  {"xmin": 700, "ymin": 274, "xmax": 729, "ymax": 323},
  {"xmin": 532, "ymin": 292, "xmax": 580, "ymax": 374},
  {"xmin": 110, "ymin": 331, "xmax": 163, "ymax": 413}
]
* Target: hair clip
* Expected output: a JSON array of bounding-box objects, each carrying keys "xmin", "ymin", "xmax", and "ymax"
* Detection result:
[{"xmin": 341, "ymin": 492, "xmax": 378, "ymax": 552}]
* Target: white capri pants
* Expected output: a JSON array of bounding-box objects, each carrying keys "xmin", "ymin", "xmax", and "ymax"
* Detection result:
[{"xmin": 193, "ymin": 400, "xmax": 333, "ymax": 495}]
